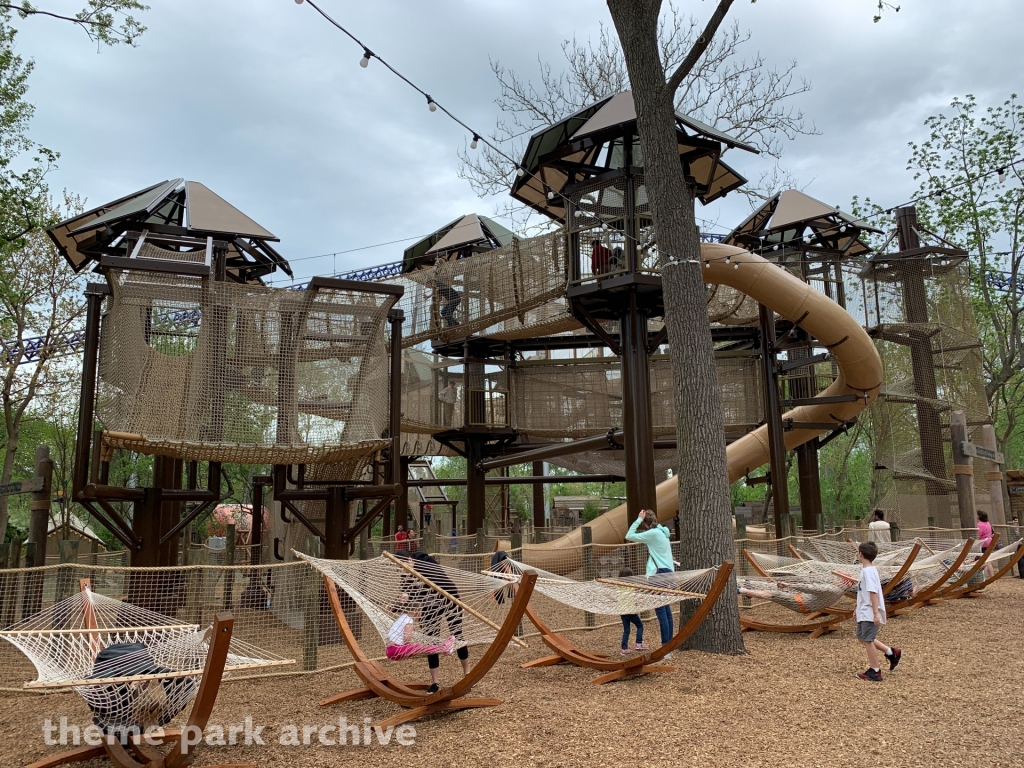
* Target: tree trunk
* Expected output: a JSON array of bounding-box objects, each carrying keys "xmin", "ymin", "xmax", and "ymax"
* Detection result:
[{"xmin": 608, "ymin": 0, "xmax": 744, "ymax": 654}]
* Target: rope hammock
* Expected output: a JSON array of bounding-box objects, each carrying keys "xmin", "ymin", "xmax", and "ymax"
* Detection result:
[
  {"xmin": 489, "ymin": 557, "xmax": 720, "ymax": 615},
  {"xmin": 0, "ymin": 582, "xmax": 292, "ymax": 737},
  {"xmin": 297, "ymin": 552, "xmax": 529, "ymax": 652}
]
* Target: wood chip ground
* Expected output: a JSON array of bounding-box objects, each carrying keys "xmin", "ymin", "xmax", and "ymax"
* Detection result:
[{"xmin": 2, "ymin": 578, "xmax": 1021, "ymax": 767}]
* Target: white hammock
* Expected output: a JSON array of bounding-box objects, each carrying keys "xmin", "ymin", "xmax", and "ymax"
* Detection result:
[
  {"xmin": 0, "ymin": 586, "xmax": 292, "ymax": 735},
  {"xmin": 489, "ymin": 556, "xmax": 719, "ymax": 616},
  {"xmin": 298, "ymin": 552, "xmax": 528, "ymax": 650}
]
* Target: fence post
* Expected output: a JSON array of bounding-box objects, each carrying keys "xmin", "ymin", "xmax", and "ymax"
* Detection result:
[
  {"xmin": 185, "ymin": 547, "xmax": 203, "ymax": 626},
  {"xmin": 0, "ymin": 542, "xmax": 12, "ymax": 628},
  {"xmin": 224, "ymin": 523, "xmax": 236, "ymax": 610},
  {"xmin": 581, "ymin": 525, "xmax": 595, "ymax": 628},
  {"xmin": 475, "ymin": 529, "xmax": 486, "ymax": 555},
  {"xmin": 21, "ymin": 542, "xmax": 44, "ymax": 618},
  {"xmin": 735, "ymin": 512, "xmax": 746, "ymax": 539},
  {"xmin": 54, "ymin": 539, "xmax": 80, "ymax": 603},
  {"xmin": 303, "ymin": 565, "xmax": 319, "ymax": 671}
]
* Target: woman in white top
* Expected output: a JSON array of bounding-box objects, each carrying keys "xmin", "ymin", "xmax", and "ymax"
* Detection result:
[{"xmin": 867, "ymin": 509, "xmax": 891, "ymax": 543}]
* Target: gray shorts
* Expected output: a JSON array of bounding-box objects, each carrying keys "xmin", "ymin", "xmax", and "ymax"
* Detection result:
[{"xmin": 856, "ymin": 621, "xmax": 879, "ymax": 642}]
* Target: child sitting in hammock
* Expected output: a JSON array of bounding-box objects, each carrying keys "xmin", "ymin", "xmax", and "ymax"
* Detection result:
[{"xmin": 385, "ymin": 607, "xmax": 457, "ymax": 661}]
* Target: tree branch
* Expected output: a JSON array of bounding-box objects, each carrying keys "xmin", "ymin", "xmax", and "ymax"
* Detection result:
[{"xmin": 665, "ymin": 0, "xmax": 735, "ymax": 95}]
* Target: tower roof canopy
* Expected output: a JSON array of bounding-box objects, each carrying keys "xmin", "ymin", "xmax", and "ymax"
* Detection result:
[
  {"xmin": 47, "ymin": 179, "xmax": 290, "ymax": 282},
  {"xmin": 510, "ymin": 91, "xmax": 758, "ymax": 220},
  {"xmin": 725, "ymin": 189, "xmax": 882, "ymax": 258},
  {"xmin": 402, "ymin": 213, "xmax": 516, "ymax": 272}
]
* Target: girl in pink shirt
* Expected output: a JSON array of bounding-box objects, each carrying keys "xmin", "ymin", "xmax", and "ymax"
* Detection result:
[{"xmin": 977, "ymin": 511, "xmax": 995, "ymax": 579}]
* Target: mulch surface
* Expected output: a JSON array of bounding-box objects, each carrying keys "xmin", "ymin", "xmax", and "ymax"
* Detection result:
[{"xmin": 2, "ymin": 578, "xmax": 1022, "ymax": 768}]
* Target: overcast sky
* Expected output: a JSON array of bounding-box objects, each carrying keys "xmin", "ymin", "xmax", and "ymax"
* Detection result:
[{"xmin": 15, "ymin": 0, "xmax": 1024, "ymax": 284}]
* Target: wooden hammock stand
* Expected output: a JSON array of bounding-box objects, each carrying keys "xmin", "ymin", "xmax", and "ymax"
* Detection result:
[
  {"xmin": 887, "ymin": 538, "xmax": 974, "ymax": 615},
  {"xmin": 519, "ymin": 561, "xmax": 734, "ymax": 685},
  {"xmin": 319, "ymin": 569, "xmax": 537, "ymax": 728},
  {"xmin": 27, "ymin": 581, "xmax": 246, "ymax": 768},
  {"xmin": 739, "ymin": 542, "xmax": 923, "ymax": 638},
  {"xmin": 942, "ymin": 538, "xmax": 1024, "ymax": 600}
]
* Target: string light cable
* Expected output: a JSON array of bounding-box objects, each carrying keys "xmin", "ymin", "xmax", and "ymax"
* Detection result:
[{"xmin": 291, "ymin": 0, "xmax": 1022, "ymax": 274}]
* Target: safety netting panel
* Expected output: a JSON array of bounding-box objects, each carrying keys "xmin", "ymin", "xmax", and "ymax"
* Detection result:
[
  {"xmin": 864, "ymin": 258, "xmax": 993, "ymax": 528},
  {"xmin": 384, "ymin": 231, "xmax": 568, "ymax": 348},
  {"xmin": 510, "ymin": 355, "xmax": 763, "ymax": 439},
  {"xmin": 97, "ymin": 270, "xmax": 397, "ymax": 467}
]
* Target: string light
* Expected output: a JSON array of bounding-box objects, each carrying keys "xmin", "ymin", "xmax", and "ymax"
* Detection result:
[
  {"xmin": 359, "ymin": 48, "xmax": 373, "ymax": 68},
  {"xmin": 426, "ymin": 95, "xmax": 437, "ymax": 112},
  {"xmin": 470, "ymin": 134, "xmax": 479, "ymax": 150},
  {"xmin": 998, "ymin": 168, "xmax": 1007, "ymax": 183}
]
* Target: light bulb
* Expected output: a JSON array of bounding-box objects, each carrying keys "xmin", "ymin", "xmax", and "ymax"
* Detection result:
[
  {"xmin": 704, "ymin": 261, "xmax": 710, "ymax": 269},
  {"xmin": 772, "ymin": 244, "xmax": 779, "ymax": 251},
  {"xmin": 359, "ymin": 54, "xmax": 370, "ymax": 68},
  {"xmin": 294, "ymin": 0, "xmax": 303, "ymax": 4},
  {"xmin": 470, "ymin": 135, "xmax": 479, "ymax": 150},
  {"xmin": 516, "ymin": 167, "xmax": 525, "ymax": 178},
  {"xmin": 725, "ymin": 256, "xmax": 731, "ymax": 264},
  {"xmin": 733, "ymin": 262, "xmax": 740, "ymax": 269},
  {"xmin": 803, "ymin": 235, "xmax": 811, "ymax": 244},
  {"xmin": 998, "ymin": 168, "xmax": 1007, "ymax": 183},
  {"xmin": 426, "ymin": 95, "xmax": 437, "ymax": 112},
  {"xmin": 840, "ymin": 224, "xmax": 847, "ymax": 233}
]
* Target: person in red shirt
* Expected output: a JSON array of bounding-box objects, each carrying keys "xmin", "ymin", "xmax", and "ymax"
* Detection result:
[
  {"xmin": 395, "ymin": 524, "xmax": 409, "ymax": 552},
  {"xmin": 590, "ymin": 239, "xmax": 612, "ymax": 276}
]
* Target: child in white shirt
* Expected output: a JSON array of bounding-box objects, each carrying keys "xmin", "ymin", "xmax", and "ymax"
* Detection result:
[{"xmin": 855, "ymin": 541, "xmax": 902, "ymax": 681}]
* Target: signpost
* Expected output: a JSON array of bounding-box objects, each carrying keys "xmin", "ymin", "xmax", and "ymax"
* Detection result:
[
  {"xmin": 959, "ymin": 441, "xmax": 1004, "ymax": 465},
  {"xmin": 0, "ymin": 477, "xmax": 44, "ymax": 496}
]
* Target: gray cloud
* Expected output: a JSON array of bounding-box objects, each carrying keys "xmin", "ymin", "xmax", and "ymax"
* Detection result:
[{"xmin": 15, "ymin": 0, "xmax": 1023, "ymax": 282}]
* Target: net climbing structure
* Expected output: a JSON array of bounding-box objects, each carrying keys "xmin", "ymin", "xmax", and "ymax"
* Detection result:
[{"xmin": 51, "ymin": 185, "xmax": 408, "ymax": 570}]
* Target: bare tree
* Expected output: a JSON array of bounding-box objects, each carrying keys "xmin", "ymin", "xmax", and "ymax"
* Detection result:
[
  {"xmin": 0, "ymin": 194, "xmax": 86, "ymax": 540},
  {"xmin": 458, "ymin": 6, "xmax": 815, "ymax": 231}
]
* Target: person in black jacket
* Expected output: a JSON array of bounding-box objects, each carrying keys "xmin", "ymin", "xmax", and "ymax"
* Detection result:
[{"xmin": 395, "ymin": 551, "xmax": 470, "ymax": 692}]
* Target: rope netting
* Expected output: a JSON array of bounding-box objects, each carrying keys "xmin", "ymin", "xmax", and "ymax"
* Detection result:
[
  {"xmin": 297, "ymin": 553, "xmax": 527, "ymax": 651},
  {"xmin": 0, "ymin": 586, "xmax": 290, "ymax": 735},
  {"xmin": 383, "ymin": 231, "xmax": 568, "ymax": 348},
  {"xmin": 490, "ymin": 556, "xmax": 718, "ymax": 616},
  {"xmin": 97, "ymin": 269, "xmax": 397, "ymax": 467},
  {"xmin": 863, "ymin": 258, "xmax": 993, "ymax": 528}
]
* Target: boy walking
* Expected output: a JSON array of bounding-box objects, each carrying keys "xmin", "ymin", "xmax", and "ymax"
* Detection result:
[{"xmin": 856, "ymin": 541, "xmax": 902, "ymax": 681}]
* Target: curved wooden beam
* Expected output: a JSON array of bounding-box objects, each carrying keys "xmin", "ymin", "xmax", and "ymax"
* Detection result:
[
  {"xmin": 889, "ymin": 539, "xmax": 974, "ymax": 615},
  {"xmin": 943, "ymin": 540, "xmax": 1024, "ymax": 599},
  {"xmin": 520, "ymin": 563, "xmax": 735, "ymax": 684},
  {"xmin": 319, "ymin": 570, "xmax": 538, "ymax": 726},
  {"xmin": 742, "ymin": 549, "xmax": 772, "ymax": 577},
  {"xmin": 931, "ymin": 534, "xmax": 999, "ymax": 600}
]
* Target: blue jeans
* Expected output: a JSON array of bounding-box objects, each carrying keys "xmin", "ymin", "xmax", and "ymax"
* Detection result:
[
  {"xmin": 653, "ymin": 567, "xmax": 674, "ymax": 644},
  {"xmin": 620, "ymin": 614, "xmax": 643, "ymax": 649}
]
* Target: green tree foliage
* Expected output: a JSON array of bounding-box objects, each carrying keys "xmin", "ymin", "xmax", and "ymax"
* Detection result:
[
  {"xmin": 905, "ymin": 95, "xmax": 1024, "ymax": 462},
  {"xmin": 2, "ymin": 2, "xmax": 147, "ymax": 46}
]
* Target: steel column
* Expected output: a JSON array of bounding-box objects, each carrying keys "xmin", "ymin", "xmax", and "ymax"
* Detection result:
[
  {"xmin": 758, "ymin": 303, "xmax": 790, "ymax": 537},
  {"xmin": 532, "ymin": 461, "xmax": 545, "ymax": 528},
  {"xmin": 620, "ymin": 291, "xmax": 657, "ymax": 516}
]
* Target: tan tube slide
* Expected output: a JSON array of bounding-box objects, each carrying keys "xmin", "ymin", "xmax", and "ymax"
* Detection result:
[{"xmin": 514, "ymin": 244, "xmax": 883, "ymax": 573}]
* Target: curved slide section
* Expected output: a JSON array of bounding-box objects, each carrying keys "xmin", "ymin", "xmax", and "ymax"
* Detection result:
[{"xmin": 517, "ymin": 244, "xmax": 883, "ymax": 573}]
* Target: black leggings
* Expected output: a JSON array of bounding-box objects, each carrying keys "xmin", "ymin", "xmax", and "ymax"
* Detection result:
[
  {"xmin": 427, "ymin": 645, "xmax": 469, "ymax": 669},
  {"xmin": 422, "ymin": 601, "xmax": 466, "ymax": 669}
]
